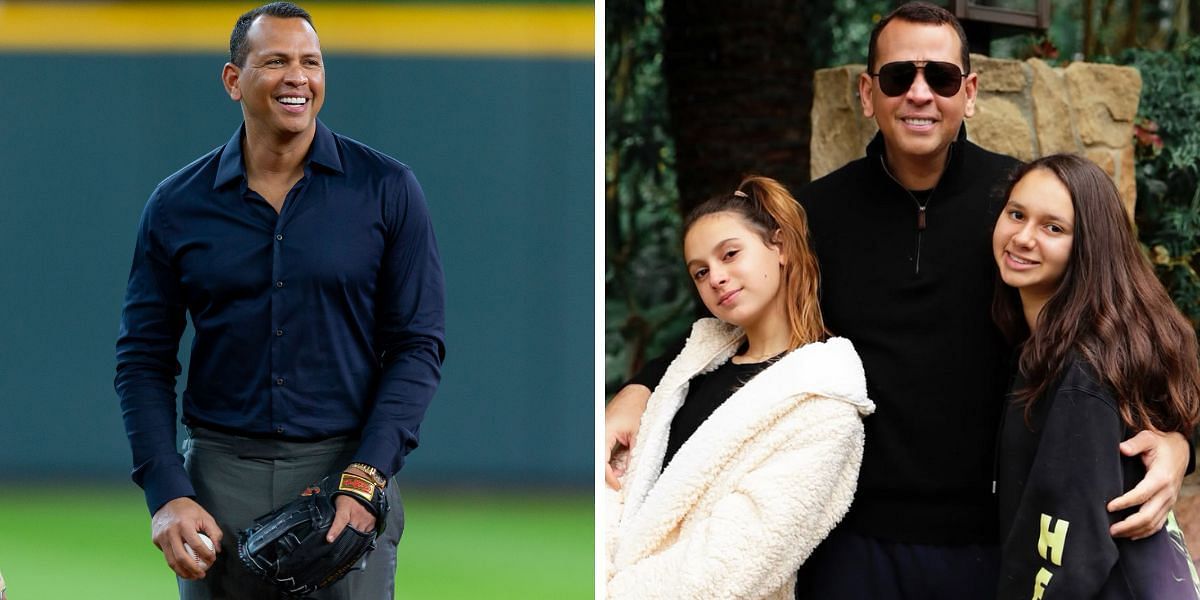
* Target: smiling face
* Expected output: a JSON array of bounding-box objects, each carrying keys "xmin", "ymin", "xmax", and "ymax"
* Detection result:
[
  {"xmin": 993, "ymin": 168, "xmax": 1076, "ymax": 306},
  {"xmin": 683, "ymin": 212, "xmax": 786, "ymax": 331},
  {"xmin": 859, "ymin": 20, "xmax": 976, "ymax": 167},
  {"xmin": 222, "ymin": 16, "xmax": 324, "ymax": 140}
]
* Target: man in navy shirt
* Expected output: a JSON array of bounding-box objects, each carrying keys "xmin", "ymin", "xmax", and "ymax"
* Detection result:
[{"xmin": 114, "ymin": 3, "xmax": 445, "ymax": 597}]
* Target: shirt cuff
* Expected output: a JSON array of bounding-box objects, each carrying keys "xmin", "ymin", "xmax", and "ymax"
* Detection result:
[
  {"xmin": 138, "ymin": 459, "xmax": 196, "ymax": 515},
  {"xmin": 352, "ymin": 440, "xmax": 404, "ymax": 481}
]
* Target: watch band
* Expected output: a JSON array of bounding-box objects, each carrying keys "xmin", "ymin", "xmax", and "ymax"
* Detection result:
[{"xmin": 348, "ymin": 462, "xmax": 387, "ymax": 488}]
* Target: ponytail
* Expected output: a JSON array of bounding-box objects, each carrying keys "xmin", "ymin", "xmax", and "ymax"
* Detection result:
[{"xmin": 683, "ymin": 175, "xmax": 828, "ymax": 348}]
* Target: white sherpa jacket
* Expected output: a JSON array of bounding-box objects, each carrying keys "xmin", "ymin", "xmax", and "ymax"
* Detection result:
[{"xmin": 605, "ymin": 318, "xmax": 873, "ymax": 600}]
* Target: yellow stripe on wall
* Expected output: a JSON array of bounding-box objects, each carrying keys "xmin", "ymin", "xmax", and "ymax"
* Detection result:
[{"xmin": 0, "ymin": 2, "xmax": 594, "ymax": 58}]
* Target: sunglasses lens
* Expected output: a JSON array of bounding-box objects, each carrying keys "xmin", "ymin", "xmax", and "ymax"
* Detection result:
[
  {"xmin": 924, "ymin": 61, "xmax": 963, "ymax": 97},
  {"xmin": 875, "ymin": 61, "xmax": 964, "ymax": 97},
  {"xmin": 877, "ymin": 62, "xmax": 916, "ymax": 97}
]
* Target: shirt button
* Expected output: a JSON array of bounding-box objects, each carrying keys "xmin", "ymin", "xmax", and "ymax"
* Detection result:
[
  {"xmin": 275, "ymin": 234, "xmax": 284, "ymax": 241},
  {"xmin": 275, "ymin": 329, "xmax": 284, "ymax": 336},
  {"xmin": 275, "ymin": 377, "xmax": 285, "ymax": 386},
  {"xmin": 275, "ymin": 280, "xmax": 284, "ymax": 288}
]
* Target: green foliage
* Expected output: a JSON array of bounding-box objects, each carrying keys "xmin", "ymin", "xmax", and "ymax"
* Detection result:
[
  {"xmin": 810, "ymin": 0, "xmax": 893, "ymax": 68},
  {"xmin": 605, "ymin": 0, "xmax": 695, "ymax": 394},
  {"xmin": 1122, "ymin": 41, "xmax": 1200, "ymax": 327}
]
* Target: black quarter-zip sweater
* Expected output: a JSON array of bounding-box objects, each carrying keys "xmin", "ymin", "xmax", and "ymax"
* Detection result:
[
  {"xmin": 630, "ymin": 127, "xmax": 1020, "ymax": 545},
  {"xmin": 801, "ymin": 128, "xmax": 1019, "ymax": 544}
]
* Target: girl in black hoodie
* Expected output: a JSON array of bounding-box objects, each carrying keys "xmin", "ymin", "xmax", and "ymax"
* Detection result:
[{"xmin": 992, "ymin": 153, "xmax": 1200, "ymax": 599}]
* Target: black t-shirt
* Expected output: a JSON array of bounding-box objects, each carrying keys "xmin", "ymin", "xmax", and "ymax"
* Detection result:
[{"xmin": 661, "ymin": 353, "xmax": 778, "ymax": 471}]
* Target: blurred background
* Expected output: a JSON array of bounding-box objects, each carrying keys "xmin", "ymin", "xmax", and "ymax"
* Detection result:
[{"xmin": 0, "ymin": 1, "xmax": 593, "ymax": 598}]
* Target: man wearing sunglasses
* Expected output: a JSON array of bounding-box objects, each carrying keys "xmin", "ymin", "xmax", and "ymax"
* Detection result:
[{"xmin": 605, "ymin": 2, "xmax": 1192, "ymax": 598}]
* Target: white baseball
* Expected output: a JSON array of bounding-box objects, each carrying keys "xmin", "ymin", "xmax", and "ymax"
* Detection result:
[{"xmin": 183, "ymin": 533, "xmax": 215, "ymax": 569}]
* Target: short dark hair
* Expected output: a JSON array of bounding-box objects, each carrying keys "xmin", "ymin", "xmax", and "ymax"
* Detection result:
[
  {"xmin": 229, "ymin": 2, "xmax": 314, "ymax": 67},
  {"xmin": 866, "ymin": 2, "xmax": 970, "ymax": 74}
]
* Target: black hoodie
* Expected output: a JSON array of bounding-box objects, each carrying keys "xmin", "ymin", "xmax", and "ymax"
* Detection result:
[{"xmin": 996, "ymin": 356, "xmax": 1200, "ymax": 599}]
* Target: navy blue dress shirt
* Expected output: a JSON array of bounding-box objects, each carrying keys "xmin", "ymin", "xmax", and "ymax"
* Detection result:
[{"xmin": 116, "ymin": 120, "xmax": 445, "ymax": 513}]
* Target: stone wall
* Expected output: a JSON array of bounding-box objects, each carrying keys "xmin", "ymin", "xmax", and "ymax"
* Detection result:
[{"xmin": 811, "ymin": 54, "xmax": 1142, "ymax": 213}]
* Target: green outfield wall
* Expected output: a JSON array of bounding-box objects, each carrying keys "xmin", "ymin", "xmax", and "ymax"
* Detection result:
[{"xmin": 0, "ymin": 3, "xmax": 594, "ymax": 486}]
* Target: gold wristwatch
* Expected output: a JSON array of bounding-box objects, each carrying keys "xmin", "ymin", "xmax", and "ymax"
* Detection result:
[{"xmin": 348, "ymin": 462, "xmax": 387, "ymax": 488}]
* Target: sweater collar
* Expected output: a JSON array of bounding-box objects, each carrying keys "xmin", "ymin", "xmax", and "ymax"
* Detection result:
[{"xmin": 865, "ymin": 124, "xmax": 969, "ymax": 192}]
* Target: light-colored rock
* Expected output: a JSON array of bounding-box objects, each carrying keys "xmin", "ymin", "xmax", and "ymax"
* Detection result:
[
  {"xmin": 1028, "ymin": 58, "xmax": 1079, "ymax": 155},
  {"xmin": 1065, "ymin": 62, "xmax": 1142, "ymax": 147},
  {"xmin": 1085, "ymin": 147, "xmax": 1116, "ymax": 176},
  {"xmin": 1118, "ymin": 144, "xmax": 1137, "ymax": 214},
  {"xmin": 968, "ymin": 95, "xmax": 1034, "ymax": 162},
  {"xmin": 1084, "ymin": 147, "xmax": 1136, "ymax": 217},
  {"xmin": 811, "ymin": 65, "xmax": 877, "ymax": 180},
  {"xmin": 971, "ymin": 53, "xmax": 1027, "ymax": 92}
]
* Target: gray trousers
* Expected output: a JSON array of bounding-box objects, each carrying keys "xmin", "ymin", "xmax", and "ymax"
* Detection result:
[{"xmin": 178, "ymin": 427, "xmax": 404, "ymax": 600}]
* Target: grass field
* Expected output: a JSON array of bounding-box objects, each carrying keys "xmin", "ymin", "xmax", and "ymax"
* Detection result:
[{"xmin": 0, "ymin": 484, "xmax": 593, "ymax": 599}]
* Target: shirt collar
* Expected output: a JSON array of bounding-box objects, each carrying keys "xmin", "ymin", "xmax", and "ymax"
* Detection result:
[{"xmin": 213, "ymin": 119, "xmax": 344, "ymax": 191}]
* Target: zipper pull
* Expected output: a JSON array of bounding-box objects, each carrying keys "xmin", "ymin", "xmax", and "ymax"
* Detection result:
[{"xmin": 917, "ymin": 205, "xmax": 927, "ymax": 231}]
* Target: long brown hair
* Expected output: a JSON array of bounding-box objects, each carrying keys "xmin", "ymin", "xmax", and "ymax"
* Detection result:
[
  {"xmin": 992, "ymin": 154, "xmax": 1200, "ymax": 433},
  {"xmin": 683, "ymin": 175, "xmax": 829, "ymax": 349}
]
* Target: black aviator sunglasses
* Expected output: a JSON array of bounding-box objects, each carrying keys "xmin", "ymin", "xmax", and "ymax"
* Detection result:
[{"xmin": 869, "ymin": 61, "xmax": 967, "ymax": 98}]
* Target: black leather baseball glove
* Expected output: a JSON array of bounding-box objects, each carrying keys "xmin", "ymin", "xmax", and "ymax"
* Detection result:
[{"xmin": 237, "ymin": 473, "xmax": 388, "ymax": 597}]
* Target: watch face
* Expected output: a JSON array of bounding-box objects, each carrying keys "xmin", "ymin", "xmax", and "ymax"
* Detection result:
[{"xmin": 350, "ymin": 463, "xmax": 385, "ymax": 486}]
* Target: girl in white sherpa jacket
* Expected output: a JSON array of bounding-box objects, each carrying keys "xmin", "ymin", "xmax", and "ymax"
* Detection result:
[{"xmin": 606, "ymin": 176, "xmax": 874, "ymax": 599}]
